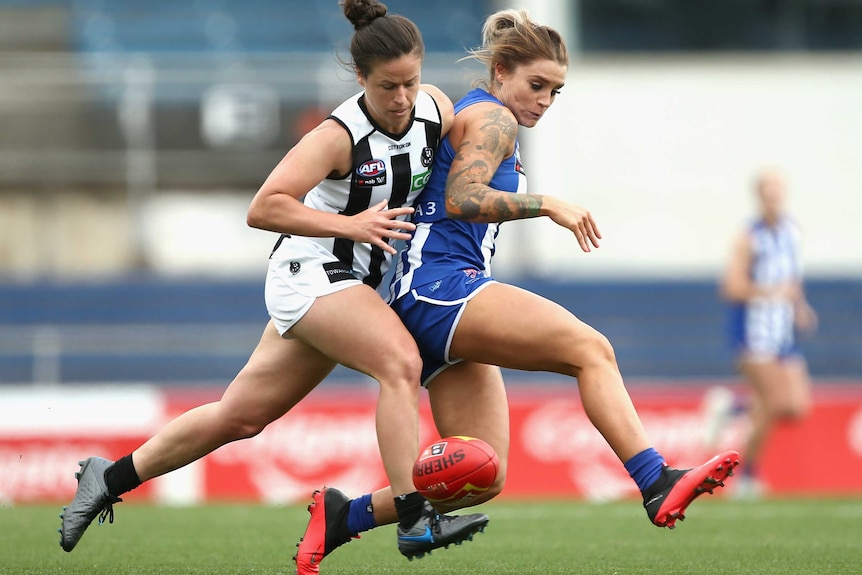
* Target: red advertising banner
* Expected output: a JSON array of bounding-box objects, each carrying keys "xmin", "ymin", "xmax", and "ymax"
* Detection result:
[{"xmin": 2, "ymin": 382, "xmax": 861, "ymax": 504}]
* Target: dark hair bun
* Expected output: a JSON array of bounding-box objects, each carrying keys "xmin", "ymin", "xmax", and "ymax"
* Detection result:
[{"xmin": 342, "ymin": 0, "xmax": 388, "ymax": 30}]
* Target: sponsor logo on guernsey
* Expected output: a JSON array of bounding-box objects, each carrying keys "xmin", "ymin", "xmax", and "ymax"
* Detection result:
[
  {"xmin": 462, "ymin": 268, "xmax": 484, "ymax": 285},
  {"xmin": 356, "ymin": 159, "xmax": 387, "ymax": 186},
  {"xmin": 421, "ymin": 146, "xmax": 434, "ymax": 167},
  {"xmin": 289, "ymin": 261, "xmax": 301, "ymax": 274},
  {"xmin": 322, "ymin": 261, "xmax": 356, "ymax": 283},
  {"xmin": 514, "ymin": 143, "xmax": 526, "ymax": 175},
  {"xmin": 410, "ymin": 170, "xmax": 431, "ymax": 191}
]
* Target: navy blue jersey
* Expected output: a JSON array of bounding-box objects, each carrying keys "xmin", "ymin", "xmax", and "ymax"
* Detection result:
[{"xmin": 391, "ymin": 88, "xmax": 526, "ymax": 300}]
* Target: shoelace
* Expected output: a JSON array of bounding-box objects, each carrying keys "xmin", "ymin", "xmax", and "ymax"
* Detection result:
[
  {"xmin": 97, "ymin": 497, "xmax": 122, "ymax": 526},
  {"xmin": 427, "ymin": 511, "xmax": 444, "ymax": 535}
]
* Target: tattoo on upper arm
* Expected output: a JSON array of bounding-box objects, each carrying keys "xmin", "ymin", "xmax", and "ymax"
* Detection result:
[{"xmin": 446, "ymin": 108, "xmax": 541, "ymax": 221}]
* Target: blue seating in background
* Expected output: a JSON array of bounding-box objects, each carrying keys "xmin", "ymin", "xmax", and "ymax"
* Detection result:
[
  {"xmin": 1, "ymin": 278, "xmax": 859, "ymax": 384},
  {"xmin": 60, "ymin": 0, "xmax": 486, "ymax": 54}
]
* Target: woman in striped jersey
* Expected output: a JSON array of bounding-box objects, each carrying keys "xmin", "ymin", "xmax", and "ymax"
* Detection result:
[
  {"xmin": 719, "ymin": 168, "xmax": 817, "ymax": 498},
  {"xmin": 60, "ymin": 0, "xmax": 489, "ymax": 561}
]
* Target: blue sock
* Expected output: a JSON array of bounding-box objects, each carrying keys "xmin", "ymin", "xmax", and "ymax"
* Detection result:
[
  {"xmin": 346, "ymin": 493, "xmax": 377, "ymax": 536},
  {"xmin": 624, "ymin": 447, "xmax": 665, "ymax": 493}
]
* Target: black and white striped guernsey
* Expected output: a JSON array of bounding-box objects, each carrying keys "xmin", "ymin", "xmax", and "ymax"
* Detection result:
[{"xmin": 284, "ymin": 89, "xmax": 442, "ymax": 294}]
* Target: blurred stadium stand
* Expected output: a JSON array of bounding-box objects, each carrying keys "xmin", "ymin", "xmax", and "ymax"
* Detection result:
[
  {"xmin": 0, "ymin": 278, "xmax": 859, "ymax": 384},
  {"xmin": 0, "ymin": 0, "xmax": 488, "ymax": 190},
  {"xmin": 580, "ymin": 0, "xmax": 862, "ymax": 52},
  {"xmin": 67, "ymin": 0, "xmax": 483, "ymax": 54}
]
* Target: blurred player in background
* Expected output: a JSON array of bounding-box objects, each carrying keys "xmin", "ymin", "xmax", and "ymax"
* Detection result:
[
  {"xmin": 711, "ymin": 168, "xmax": 817, "ymax": 498},
  {"xmin": 59, "ymin": 0, "xmax": 490, "ymax": 559},
  {"xmin": 296, "ymin": 9, "xmax": 740, "ymax": 574}
]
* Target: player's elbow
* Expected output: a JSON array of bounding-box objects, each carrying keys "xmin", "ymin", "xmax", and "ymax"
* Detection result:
[{"xmin": 246, "ymin": 199, "xmax": 267, "ymax": 230}]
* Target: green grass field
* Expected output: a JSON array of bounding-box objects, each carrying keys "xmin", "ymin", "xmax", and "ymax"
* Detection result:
[{"xmin": 2, "ymin": 498, "xmax": 860, "ymax": 574}]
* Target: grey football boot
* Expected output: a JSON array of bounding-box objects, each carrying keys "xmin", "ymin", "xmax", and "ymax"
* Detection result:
[
  {"xmin": 397, "ymin": 501, "xmax": 489, "ymax": 560},
  {"xmin": 58, "ymin": 457, "xmax": 122, "ymax": 552}
]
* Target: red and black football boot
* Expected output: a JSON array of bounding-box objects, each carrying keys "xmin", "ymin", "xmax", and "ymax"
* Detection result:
[
  {"xmin": 643, "ymin": 450, "xmax": 741, "ymax": 528},
  {"xmin": 294, "ymin": 488, "xmax": 355, "ymax": 575}
]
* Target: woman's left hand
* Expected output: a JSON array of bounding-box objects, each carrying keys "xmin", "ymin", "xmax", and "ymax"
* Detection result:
[{"xmin": 546, "ymin": 197, "xmax": 602, "ymax": 252}]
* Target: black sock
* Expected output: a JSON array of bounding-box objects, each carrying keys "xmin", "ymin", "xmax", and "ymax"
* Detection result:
[
  {"xmin": 104, "ymin": 454, "xmax": 142, "ymax": 498},
  {"xmin": 394, "ymin": 492, "xmax": 426, "ymax": 530}
]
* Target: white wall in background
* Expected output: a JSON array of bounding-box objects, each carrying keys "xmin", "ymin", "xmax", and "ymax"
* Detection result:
[{"xmin": 494, "ymin": 56, "xmax": 862, "ymax": 279}]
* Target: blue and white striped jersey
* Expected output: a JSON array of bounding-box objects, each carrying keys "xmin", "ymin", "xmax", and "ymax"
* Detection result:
[
  {"xmin": 391, "ymin": 88, "xmax": 526, "ymax": 300},
  {"xmin": 730, "ymin": 216, "xmax": 804, "ymax": 356}
]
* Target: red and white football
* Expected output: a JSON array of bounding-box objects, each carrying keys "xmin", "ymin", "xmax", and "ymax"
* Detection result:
[{"xmin": 412, "ymin": 435, "xmax": 499, "ymax": 505}]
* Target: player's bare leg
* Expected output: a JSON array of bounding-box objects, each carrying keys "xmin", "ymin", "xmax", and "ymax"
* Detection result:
[
  {"xmin": 452, "ymin": 282, "xmax": 739, "ymax": 528},
  {"xmin": 452, "ymin": 283, "xmax": 651, "ymax": 461},
  {"xmin": 291, "ymin": 285, "xmax": 422, "ymax": 499},
  {"xmin": 133, "ymin": 322, "xmax": 334, "ymax": 481},
  {"xmin": 736, "ymin": 356, "xmax": 810, "ymax": 497},
  {"xmin": 60, "ymin": 321, "xmax": 333, "ymax": 552},
  {"xmin": 294, "ymin": 361, "xmax": 502, "ymax": 572},
  {"xmin": 425, "ymin": 361, "xmax": 510, "ymax": 511}
]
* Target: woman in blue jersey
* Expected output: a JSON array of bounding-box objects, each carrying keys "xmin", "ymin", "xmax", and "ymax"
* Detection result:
[
  {"xmin": 299, "ymin": 9, "xmax": 740, "ymax": 569},
  {"xmin": 718, "ymin": 168, "xmax": 816, "ymax": 498},
  {"xmin": 59, "ymin": 0, "xmax": 489, "ymax": 562}
]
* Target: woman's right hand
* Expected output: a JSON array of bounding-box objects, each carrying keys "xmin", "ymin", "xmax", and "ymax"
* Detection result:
[{"xmin": 348, "ymin": 200, "xmax": 416, "ymax": 255}]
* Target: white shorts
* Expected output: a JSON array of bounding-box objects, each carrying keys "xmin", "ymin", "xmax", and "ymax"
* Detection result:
[{"xmin": 265, "ymin": 235, "xmax": 362, "ymax": 336}]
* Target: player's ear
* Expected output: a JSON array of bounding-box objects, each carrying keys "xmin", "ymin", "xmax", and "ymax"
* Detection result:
[{"xmin": 494, "ymin": 62, "xmax": 508, "ymax": 84}]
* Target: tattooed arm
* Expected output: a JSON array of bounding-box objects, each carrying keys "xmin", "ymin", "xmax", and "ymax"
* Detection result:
[
  {"xmin": 444, "ymin": 102, "xmax": 602, "ymax": 252},
  {"xmin": 444, "ymin": 104, "xmax": 533, "ymax": 222}
]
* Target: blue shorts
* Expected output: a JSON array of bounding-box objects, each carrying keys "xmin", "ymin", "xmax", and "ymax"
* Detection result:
[{"xmin": 391, "ymin": 269, "xmax": 496, "ymax": 386}]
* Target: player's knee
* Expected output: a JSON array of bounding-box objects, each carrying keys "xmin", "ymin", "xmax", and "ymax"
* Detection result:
[
  {"xmin": 219, "ymin": 410, "xmax": 270, "ymax": 441},
  {"xmin": 777, "ymin": 400, "xmax": 809, "ymax": 421},
  {"xmin": 573, "ymin": 329, "xmax": 618, "ymax": 374},
  {"xmin": 763, "ymin": 402, "xmax": 800, "ymax": 423},
  {"xmin": 461, "ymin": 472, "xmax": 505, "ymax": 507},
  {"xmin": 485, "ymin": 467, "xmax": 507, "ymax": 500},
  {"xmin": 373, "ymin": 342, "xmax": 423, "ymax": 389}
]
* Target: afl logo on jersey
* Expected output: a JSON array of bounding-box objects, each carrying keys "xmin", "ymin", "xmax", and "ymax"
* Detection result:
[
  {"xmin": 421, "ymin": 146, "xmax": 434, "ymax": 167},
  {"xmin": 356, "ymin": 159, "xmax": 387, "ymax": 186}
]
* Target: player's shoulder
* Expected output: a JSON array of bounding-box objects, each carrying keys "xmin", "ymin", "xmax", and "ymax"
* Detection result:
[
  {"xmin": 304, "ymin": 117, "xmax": 352, "ymax": 146},
  {"xmin": 292, "ymin": 118, "xmax": 353, "ymax": 175},
  {"xmin": 420, "ymin": 84, "xmax": 454, "ymax": 132},
  {"xmin": 458, "ymin": 99, "xmax": 518, "ymax": 144},
  {"xmin": 457, "ymin": 90, "xmax": 517, "ymax": 126},
  {"xmin": 420, "ymin": 84, "xmax": 451, "ymax": 110}
]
